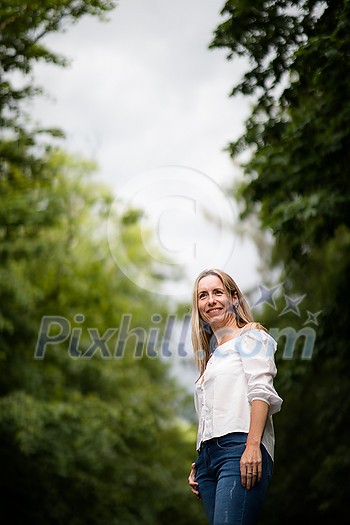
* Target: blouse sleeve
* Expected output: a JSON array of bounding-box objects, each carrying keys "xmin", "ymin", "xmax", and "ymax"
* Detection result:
[{"xmin": 237, "ymin": 330, "xmax": 283, "ymax": 416}]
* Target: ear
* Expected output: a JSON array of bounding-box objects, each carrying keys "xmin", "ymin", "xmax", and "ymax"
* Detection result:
[{"xmin": 232, "ymin": 291, "xmax": 239, "ymax": 308}]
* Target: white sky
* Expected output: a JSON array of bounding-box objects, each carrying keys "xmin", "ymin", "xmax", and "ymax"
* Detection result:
[{"xmin": 29, "ymin": 0, "xmax": 261, "ymax": 303}]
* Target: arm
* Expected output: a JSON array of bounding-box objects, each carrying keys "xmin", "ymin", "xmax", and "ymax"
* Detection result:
[
  {"xmin": 238, "ymin": 331, "xmax": 282, "ymax": 489},
  {"xmin": 239, "ymin": 329, "xmax": 283, "ymax": 417},
  {"xmin": 240, "ymin": 399, "xmax": 269, "ymax": 490}
]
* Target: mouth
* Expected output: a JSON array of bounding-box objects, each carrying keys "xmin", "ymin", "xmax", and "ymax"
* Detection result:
[{"xmin": 206, "ymin": 308, "xmax": 223, "ymax": 315}]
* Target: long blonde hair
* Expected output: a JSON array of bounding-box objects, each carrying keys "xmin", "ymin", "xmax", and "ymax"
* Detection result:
[{"xmin": 191, "ymin": 269, "xmax": 255, "ymax": 375}]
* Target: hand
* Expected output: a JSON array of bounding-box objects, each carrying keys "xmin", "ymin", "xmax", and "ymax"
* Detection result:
[
  {"xmin": 240, "ymin": 443, "xmax": 262, "ymax": 490},
  {"xmin": 188, "ymin": 462, "xmax": 200, "ymax": 498}
]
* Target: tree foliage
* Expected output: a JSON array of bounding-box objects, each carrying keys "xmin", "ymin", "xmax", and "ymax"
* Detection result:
[
  {"xmin": 0, "ymin": 0, "xmax": 115, "ymax": 115},
  {"xmin": 211, "ymin": 1, "xmax": 350, "ymax": 522},
  {"xmin": 0, "ymin": 2, "xmax": 206, "ymax": 523},
  {"xmin": 212, "ymin": 0, "xmax": 350, "ymax": 265}
]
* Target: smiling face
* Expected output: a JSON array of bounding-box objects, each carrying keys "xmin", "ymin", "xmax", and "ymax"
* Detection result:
[{"xmin": 197, "ymin": 274, "xmax": 237, "ymax": 331}]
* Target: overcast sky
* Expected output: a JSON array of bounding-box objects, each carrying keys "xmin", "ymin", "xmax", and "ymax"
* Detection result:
[{"xmin": 29, "ymin": 0, "xmax": 260, "ymax": 302}]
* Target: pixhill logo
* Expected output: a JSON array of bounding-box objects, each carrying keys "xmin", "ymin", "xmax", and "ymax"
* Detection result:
[{"xmin": 34, "ymin": 281, "xmax": 321, "ymax": 361}]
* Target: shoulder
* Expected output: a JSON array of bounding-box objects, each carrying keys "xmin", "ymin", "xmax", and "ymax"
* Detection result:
[
  {"xmin": 239, "ymin": 323, "xmax": 277, "ymax": 355},
  {"xmin": 241, "ymin": 322, "xmax": 268, "ymax": 335}
]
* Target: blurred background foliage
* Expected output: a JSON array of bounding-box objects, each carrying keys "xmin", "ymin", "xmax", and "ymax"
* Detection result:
[
  {"xmin": 0, "ymin": 1, "xmax": 206, "ymax": 524},
  {"xmin": 211, "ymin": 0, "xmax": 350, "ymax": 522},
  {"xmin": 1, "ymin": 1, "xmax": 350, "ymax": 524}
]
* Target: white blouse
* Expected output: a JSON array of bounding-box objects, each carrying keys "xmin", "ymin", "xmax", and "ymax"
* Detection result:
[{"xmin": 194, "ymin": 328, "xmax": 283, "ymax": 460}]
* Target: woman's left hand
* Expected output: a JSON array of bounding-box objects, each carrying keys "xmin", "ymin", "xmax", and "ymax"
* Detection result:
[{"xmin": 240, "ymin": 443, "xmax": 262, "ymax": 490}]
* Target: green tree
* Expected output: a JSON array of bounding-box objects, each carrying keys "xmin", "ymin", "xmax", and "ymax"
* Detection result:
[
  {"xmin": 0, "ymin": 146, "xmax": 206, "ymax": 524},
  {"xmin": 0, "ymin": 2, "xmax": 206, "ymax": 523},
  {"xmin": 211, "ymin": 1, "xmax": 350, "ymax": 523},
  {"xmin": 211, "ymin": 0, "xmax": 350, "ymax": 264},
  {"xmin": 0, "ymin": 0, "xmax": 116, "ymax": 337}
]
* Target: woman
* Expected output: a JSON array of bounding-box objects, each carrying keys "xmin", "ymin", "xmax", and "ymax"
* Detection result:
[{"xmin": 188, "ymin": 269, "xmax": 282, "ymax": 525}]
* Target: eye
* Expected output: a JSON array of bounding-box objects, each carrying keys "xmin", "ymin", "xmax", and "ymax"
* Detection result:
[{"xmin": 198, "ymin": 292, "xmax": 206, "ymax": 300}]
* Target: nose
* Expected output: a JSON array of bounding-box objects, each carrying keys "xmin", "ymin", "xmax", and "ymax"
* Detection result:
[{"xmin": 207, "ymin": 294, "xmax": 217, "ymax": 305}]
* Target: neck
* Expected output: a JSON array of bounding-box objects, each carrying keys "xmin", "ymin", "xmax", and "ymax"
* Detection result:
[{"xmin": 212, "ymin": 320, "xmax": 240, "ymax": 346}]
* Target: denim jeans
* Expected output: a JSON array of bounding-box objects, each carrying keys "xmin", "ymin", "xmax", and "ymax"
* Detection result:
[{"xmin": 195, "ymin": 432, "xmax": 273, "ymax": 525}]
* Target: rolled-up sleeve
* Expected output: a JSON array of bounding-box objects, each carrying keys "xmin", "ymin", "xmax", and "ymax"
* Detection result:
[{"xmin": 237, "ymin": 331, "xmax": 283, "ymax": 416}]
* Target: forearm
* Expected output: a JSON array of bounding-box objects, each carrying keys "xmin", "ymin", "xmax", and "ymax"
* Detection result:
[{"xmin": 246, "ymin": 399, "xmax": 269, "ymax": 446}]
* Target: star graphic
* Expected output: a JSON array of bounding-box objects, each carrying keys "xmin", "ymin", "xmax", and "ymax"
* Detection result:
[
  {"xmin": 279, "ymin": 294, "xmax": 306, "ymax": 317},
  {"xmin": 304, "ymin": 310, "xmax": 322, "ymax": 326},
  {"xmin": 253, "ymin": 284, "xmax": 282, "ymax": 309}
]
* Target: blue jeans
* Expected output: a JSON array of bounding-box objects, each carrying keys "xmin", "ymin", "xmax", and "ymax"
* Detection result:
[{"xmin": 195, "ymin": 432, "xmax": 273, "ymax": 525}]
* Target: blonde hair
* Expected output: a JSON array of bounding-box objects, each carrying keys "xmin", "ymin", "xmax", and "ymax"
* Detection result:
[{"xmin": 191, "ymin": 269, "xmax": 258, "ymax": 376}]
